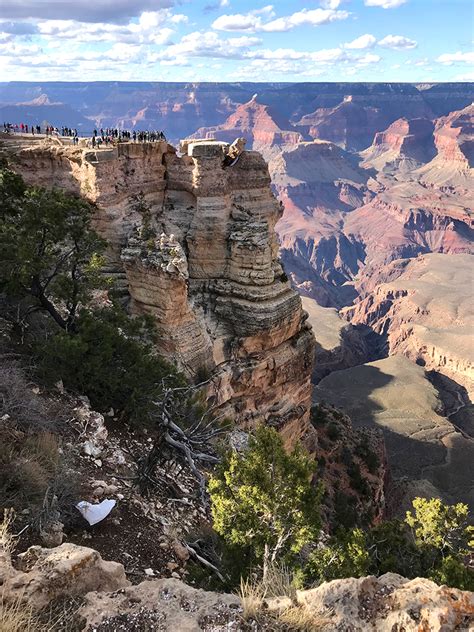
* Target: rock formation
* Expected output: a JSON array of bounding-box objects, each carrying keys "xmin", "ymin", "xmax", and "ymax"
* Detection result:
[
  {"xmin": 361, "ymin": 117, "xmax": 436, "ymax": 172},
  {"xmin": 0, "ymin": 542, "xmax": 128, "ymax": 610},
  {"xmin": 5, "ymin": 137, "xmax": 315, "ymax": 433},
  {"xmin": 190, "ymin": 95, "xmax": 306, "ymax": 159},
  {"xmin": 345, "ymin": 253, "xmax": 474, "ymax": 397},
  {"xmin": 3, "ymin": 540, "xmax": 472, "ymax": 632}
]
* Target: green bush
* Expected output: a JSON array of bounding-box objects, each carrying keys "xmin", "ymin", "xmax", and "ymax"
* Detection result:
[
  {"xmin": 347, "ymin": 461, "xmax": 371, "ymax": 498},
  {"xmin": 38, "ymin": 306, "xmax": 184, "ymax": 427},
  {"xmin": 305, "ymin": 528, "xmax": 370, "ymax": 584},
  {"xmin": 326, "ymin": 421, "xmax": 341, "ymax": 441},
  {"xmin": 354, "ymin": 441, "xmax": 380, "ymax": 474},
  {"xmin": 0, "ymin": 166, "xmax": 106, "ymax": 331}
]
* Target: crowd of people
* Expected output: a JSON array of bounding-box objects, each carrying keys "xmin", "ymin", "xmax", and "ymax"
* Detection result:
[
  {"xmin": 2, "ymin": 122, "xmax": 167, "ymax": 148},
  {"xmin": 92, "ymin": 128, "xmax": 167, "ymax": 144}
]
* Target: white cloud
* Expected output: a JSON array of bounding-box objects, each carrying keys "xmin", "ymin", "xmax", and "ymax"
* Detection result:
[
  {"xmin": 212, "ymin": 13, "xmax": 262, "ymax": 32},
  {"xmin": 436, "ymin": 51, "xmax": 474, "ymax": 65},
  {"xmin": 1, "ymin": 0, "xmax": 177, "ymax": 23},
  {"xmin": 37, "ymin": 10, "xmax": 181, "ymax": 45},
  {"xmin": 357, "ymin": 53, "xmax": 381, "ymax": 64},
  {"xmin": 344, "ymin": 33, "xmax": 376, "ymax": 49},
  {"xmin": 365, "ymin": 0, "xmax": 407, "ymax": 7},
  {"xmin": 157, "ymin": 30, "xmax": 261, "ymax": 60},
  {"xmin": 321, "ymin": 0, "xmax": 341, "ymax": 7},
  {"xmin": 378, "ymin": 34, "xmax": 417, "ymax": 49},
  {"xmin": 454, "ymin": 70, "xmax": 474, "ymax": 81},
  {"xmin": 212, "ymin": 7, "xmax": 349, "ymax": 32}
]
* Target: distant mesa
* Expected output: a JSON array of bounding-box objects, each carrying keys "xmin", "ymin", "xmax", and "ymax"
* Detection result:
[{"xmin": 189, "ymin": 96, "xmax": 308, "ymax": 157}]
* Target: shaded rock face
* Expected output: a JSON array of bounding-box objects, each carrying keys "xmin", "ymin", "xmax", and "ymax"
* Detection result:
[
  {"xmin": 361, "ymin": 117, "xmax": 437, "ymax": 171},
  {"xmin": 315, "ymin": 355, "xmax": 474, "ymax": 511},
  {"xmin": 9, "ymin": 138, "xmax": 315, "ymax": 432},
  {"xmin": 344, "ymin": 253, "xmax": 474, "ymax": 398}
]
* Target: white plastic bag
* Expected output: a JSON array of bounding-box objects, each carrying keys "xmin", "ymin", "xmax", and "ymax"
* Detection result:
[{"xmin": 76, "ymin": 499, "xmax": 116, "ymax": 526}]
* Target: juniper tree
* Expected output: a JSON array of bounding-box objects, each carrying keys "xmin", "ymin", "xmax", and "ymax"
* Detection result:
[
  {"xmin": 209, "ymin": 426, "xmax": 321, "ymax": 578},
  {"xmin": 0, "ymin": 165, "xmax": 106, "ymax": 331}
]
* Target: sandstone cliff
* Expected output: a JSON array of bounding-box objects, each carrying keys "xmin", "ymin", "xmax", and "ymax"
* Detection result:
[{"xmin": 5, "ymin": 137, "xmax": 315, "ymax": 433}]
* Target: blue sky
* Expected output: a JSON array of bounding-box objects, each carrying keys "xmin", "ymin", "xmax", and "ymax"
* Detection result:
[{"xmin": 0, "ymin": 0, "xmax": 472, "ymax": 82}]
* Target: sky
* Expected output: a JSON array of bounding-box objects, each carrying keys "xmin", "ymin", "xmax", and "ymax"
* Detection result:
[{"xmin": 0, "ymin": 0, "xmax": 472, "ymax": 82}]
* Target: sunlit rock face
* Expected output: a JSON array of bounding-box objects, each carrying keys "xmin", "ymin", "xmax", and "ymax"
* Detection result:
[{"xmin": 9, "ymin": 138, "xmax": 315, "ymax": 436}]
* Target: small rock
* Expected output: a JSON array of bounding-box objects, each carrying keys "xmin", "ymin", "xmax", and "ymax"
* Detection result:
[
  {"xmin": 83, "ymin": 440, "xmax": 102, "ymax": 458},
  {"xmin": 144, "ymin": 568, "xmax": 155, "ymax": 577},
  {"xmin": 172, "ymin": 540, "xmax": 190, "ymax": 562},
  {"xmin": 171, "ymin": 572, "xmax": 181, "ymax": 579},
  {"xmin": 117, "ymin": 493, "xmax": 124, "ymax": 501},
  {"xmin": 166, "ymin": 562, "xmax": 179, "ymax": 572},
  {"xmin": 94, "ymin": 459, "xmax": 102, "ymax": 467}
]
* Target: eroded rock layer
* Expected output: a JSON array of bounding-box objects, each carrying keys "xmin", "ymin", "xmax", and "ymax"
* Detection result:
[{"xmin": 7, "ymin": 138, "xmax": 315, "ymax": 432}]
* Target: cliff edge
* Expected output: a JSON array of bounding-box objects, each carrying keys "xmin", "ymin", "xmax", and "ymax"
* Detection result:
[{"xmin": 4, "ymin": 137, "xmax": 315, "ymax": 436}]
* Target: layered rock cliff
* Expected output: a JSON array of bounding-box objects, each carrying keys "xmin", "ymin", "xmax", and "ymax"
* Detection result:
[
  {"xmin": 344, "ymin": 253, "xmax": 474, "ymax": 398},
  {"xmin": 6, "ymin": 137, "xmax": 315, "ymax": 433}
]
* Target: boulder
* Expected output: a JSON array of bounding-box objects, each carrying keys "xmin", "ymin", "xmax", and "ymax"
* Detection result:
[
  {"xmin": 290, "ymin": 573, "xmax": 474, "ymax": 631},
  {"xmin": 0, "ymin": 543, "xmax": 129, "ymax": 609},
  {"xmin": 78, "ymin": 577, "xmax": 241, "ymax": 631}
]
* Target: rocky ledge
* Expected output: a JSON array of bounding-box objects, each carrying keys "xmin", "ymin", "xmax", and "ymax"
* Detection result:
[{"xmin": 2, "ymin": 542, "xmax": 472, "ymax": 631}]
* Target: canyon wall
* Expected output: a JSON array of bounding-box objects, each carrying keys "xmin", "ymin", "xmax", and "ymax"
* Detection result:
[{"xmin": 6, "ymin": 138, "xmax": 315, "ymax": 436}]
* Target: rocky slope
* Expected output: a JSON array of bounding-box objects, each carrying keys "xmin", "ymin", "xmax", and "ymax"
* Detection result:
[
  {"xmin": 2, "ymin": 82, "xmax": 472, "ymax": 141},
  {"xmin": 190, "ymin": 95, "xmax": 306, "ymax": 159},
  {"xmin": 361, "ymin": 117, "xmax": 436, "ymax": 173},
  {"xmin": 4, "ymin": 136, "xmax": 315, "ymax": 435}
]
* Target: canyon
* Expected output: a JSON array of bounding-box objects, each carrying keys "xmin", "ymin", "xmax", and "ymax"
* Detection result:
[{"xmin": 1, "ymin": 81, "xmax": 473, "ymax": 510}]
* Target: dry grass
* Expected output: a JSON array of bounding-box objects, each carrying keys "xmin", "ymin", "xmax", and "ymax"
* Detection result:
[
  {"xmin": 277, "ymin": 605, "xmax": 331, "ymax": 631},
  {"xmin": 0, "ymin": 598, "xmax": 50, "ymax": 632},
  {"xmin": 239, "ymin": 575, "xmax": 266, "ymax": 620},
  {"xmin": 0, "ymin": 508, "xmax": 16, "ymax": 556},
  {"xmin": 239, "ymin": 563, "xmax": 297, "ymax": 620},
  {"xmin": 238, "ymin": 564, "xmax": 332, "ymax": 631}
]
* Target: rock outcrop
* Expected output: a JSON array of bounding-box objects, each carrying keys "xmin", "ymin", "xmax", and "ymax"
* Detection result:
[
  {"xmin": 0, "ymin": 542, "xmax": 129, "ymax": 609},
  {"xmin": 361, "ymin": 117, "xmax": 436, "ymax": 172},
  {"xmin": 189, "ymin": 95, "xmax": 306, "ymax": 159},
  {"xmin": 286, "ymin": 573, "xmax": 474, "ymax": 631},
  {"xmin": 79, "ymin": 577, "xmax": 242, "ymax": 631},
  {"xmin": 5, "ymin": 137, "xmax": 315, "ymax": 432}
]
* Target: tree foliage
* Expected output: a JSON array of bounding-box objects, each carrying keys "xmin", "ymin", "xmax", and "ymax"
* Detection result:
[
  {"xmin": 406, "ymin": 497, "xmax": 472, "ymax": 557},
  {"xmin": 209, "ymin": 426, "xmax": 321, "ymax": 576},
  {"xmin": 306, "ymin": 528, "xmax": 370, "ymax": 583},
  {"xmin": 0, "ymin": 166, "xmax": 106, "ymax": 331},
  {"xmin": 305, "ymin": 497, "xmax": 473, "ymax": 591},
  {"xmin": 39, "ymin": 305, "xmax": 183, "ymax": 427}
]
